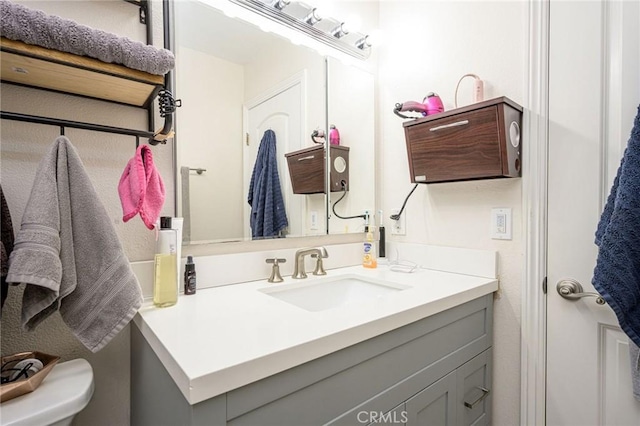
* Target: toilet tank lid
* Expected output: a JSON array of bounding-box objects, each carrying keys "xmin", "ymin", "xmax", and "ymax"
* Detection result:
[{"xmin": 1, "ymin": 358, "xmax": 94, "ymax": 426}]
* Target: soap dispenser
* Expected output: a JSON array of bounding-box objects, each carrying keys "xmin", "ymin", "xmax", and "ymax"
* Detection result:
[{"xmin": 363, "ymin": 226, "xmax": 377, "ymax": 269}]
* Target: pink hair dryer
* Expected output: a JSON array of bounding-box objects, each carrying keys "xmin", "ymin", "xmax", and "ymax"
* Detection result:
[{"xmin": 393, "ymin": 92, "xmax": 444, "ymax": 119}]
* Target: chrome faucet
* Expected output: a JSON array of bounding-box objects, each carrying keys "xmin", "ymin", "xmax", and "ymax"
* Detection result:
[{"xmin": 292, "ymin": 247, "xmax": 328, "ymax": 279}]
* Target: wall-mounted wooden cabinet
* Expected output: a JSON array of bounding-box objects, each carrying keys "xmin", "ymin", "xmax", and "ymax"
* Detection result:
[
  {"xmin": 285, "ymin": 145, "xmax": 350, "ymax": 194},
  {"xmin": 403, "ymin": 97, "xmax": 523, "ymax": 184}
]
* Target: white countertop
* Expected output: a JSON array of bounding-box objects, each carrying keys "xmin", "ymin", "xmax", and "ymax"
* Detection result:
[{"xmin": 133, "ymin": 264, "xmax": 498, "ymax": 405}]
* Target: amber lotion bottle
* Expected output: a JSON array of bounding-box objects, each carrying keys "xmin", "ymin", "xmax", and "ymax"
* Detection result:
[{"xmin": 154, "ymin": 217, "xmax": 178, "ymax": 307}]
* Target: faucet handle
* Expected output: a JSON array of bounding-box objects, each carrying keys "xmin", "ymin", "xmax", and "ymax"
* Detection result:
[
  {"xmin": 266, "ymin": 258, "xmax": 286, "ymax": 283},
  {"xmin": 310, "ymin": 253, "xmax": 327, "ymax": 276}
]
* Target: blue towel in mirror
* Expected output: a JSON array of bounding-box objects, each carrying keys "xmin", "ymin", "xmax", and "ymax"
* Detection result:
[{"xmin": 248, "ymin": 130, "xmax": 288, "ymax": 239}]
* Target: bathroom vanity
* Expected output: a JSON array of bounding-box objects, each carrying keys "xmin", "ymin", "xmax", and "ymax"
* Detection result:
[{"xmin": 131, "ymin": 261, "xmax": 497, "ymax": 426}]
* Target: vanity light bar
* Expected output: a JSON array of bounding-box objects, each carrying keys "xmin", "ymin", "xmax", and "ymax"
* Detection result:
[{"xmin": 229, "ymin": 0, "xmax": 371, "ymax": 59}]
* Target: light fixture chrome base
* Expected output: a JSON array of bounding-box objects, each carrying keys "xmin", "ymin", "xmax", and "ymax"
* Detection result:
[{"xmin": 228, "ymin": 0, "xmax": 371, "ymax": 60}]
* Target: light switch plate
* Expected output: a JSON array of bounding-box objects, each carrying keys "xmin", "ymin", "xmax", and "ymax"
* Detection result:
[{"xmin": 491, "ymin": 208, "xmax": 512, "ymax": 240}]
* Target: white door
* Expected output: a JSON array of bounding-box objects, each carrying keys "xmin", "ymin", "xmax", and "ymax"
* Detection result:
[
  {"xmin": 244, "ymin": 78, "xmax": 305, "ymax": 239},
  {"xmin": 547, "ymin": 1, "xmax": 640, "ymax": 425}
]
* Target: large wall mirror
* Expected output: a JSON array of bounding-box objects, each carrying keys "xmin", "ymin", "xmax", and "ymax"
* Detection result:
[{"xmin": 172, "ymin": 0, "xmax": 375, "ymax": 245}]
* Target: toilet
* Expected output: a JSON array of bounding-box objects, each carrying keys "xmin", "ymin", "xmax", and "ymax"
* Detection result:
[{"xmin": 1, "ymin": 359, "xmax": 94, "ymax": 426}]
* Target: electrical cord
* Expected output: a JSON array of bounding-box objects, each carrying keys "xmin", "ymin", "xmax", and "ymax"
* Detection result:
[
  {"xmin": 454, "ymin": 73, "xmax": 482, "ymax": 108},
  {"xmin": 387, "ymin": 248, "xmax": 421, "ymax": 273},
  {"xmin": 389, "ymin": 184, "xmax": 419, "ymax": 221},
  {"xmin": 332, "ymin": 181, "xmax": 367, "ymax": 220}
]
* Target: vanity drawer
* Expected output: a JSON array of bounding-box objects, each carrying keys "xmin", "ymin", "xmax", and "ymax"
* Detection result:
[{"xmin": 403, "ymin": 97, "xmax": 522, "ymax": 184}]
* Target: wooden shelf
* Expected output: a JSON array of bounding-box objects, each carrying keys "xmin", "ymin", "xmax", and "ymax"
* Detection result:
[{"xmin": 0, "ymin": 37, "xmax": 164, "ymax": 108}]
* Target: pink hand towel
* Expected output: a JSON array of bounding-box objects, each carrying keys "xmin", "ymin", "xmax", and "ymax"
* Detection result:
[{"xmin": 118, "ymin": 145, "xmax": 165, "ymax": 229}]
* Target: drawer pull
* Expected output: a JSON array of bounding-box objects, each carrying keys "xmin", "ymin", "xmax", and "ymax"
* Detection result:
[
  {"xmin": 464, "ymin": 386, "xmax": 490, "ymax": 409},
  {"xmin": 429, "ymin": 120, "xmax": 470, "ymax": 132},
  {"xmin": 297, "ymin": 155, "xmax": 315, "ymax": 161}
]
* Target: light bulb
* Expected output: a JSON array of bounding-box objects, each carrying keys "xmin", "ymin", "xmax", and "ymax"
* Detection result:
[
  {"xmin": 345, "ymin": 15, "xmax": 362, "ymax": 33},
  {"xmin": 366, "ymin": 29, "xmax": 383, "ymax": 47}
]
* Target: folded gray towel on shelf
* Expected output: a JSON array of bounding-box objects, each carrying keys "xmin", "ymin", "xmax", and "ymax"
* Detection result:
[
  {"xmin": 7, "ymin": 136, "xmax": 143, "ymax": 353},
  {"xmin": 0, "ymin": 0, "xmax": 174, "ymax": 76}
]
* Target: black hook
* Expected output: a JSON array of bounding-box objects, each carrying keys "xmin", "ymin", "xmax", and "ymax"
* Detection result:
[
  {"xmin": 60, "ymin": 126, "xmax": 65, "ymax": 136},
  {"xmin": 135, "ymin": 136, "xmax": 140, "ymax": 149}
]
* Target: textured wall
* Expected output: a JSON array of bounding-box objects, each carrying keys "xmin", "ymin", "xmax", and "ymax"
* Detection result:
[
  {"xmin": 0, "ymin": 1, "xmax": 172, "ymax": 424},
  {"xmin": 378, "ymin": 2, "xmax": 526, "ymax": 425}
]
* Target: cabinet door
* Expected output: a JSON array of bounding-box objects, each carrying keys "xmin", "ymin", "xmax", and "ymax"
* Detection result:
[
  {"xmin": 405, "ymin": 371, "xmax": 457, "ymax": 426},
  {"xmin": 456, "ymin": 348, "xmax": 492, "ymax": 426}
]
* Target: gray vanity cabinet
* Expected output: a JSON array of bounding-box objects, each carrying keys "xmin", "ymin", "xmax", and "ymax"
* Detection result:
[
  {"xmin": 131, "ymin": 294, "xmax": 493, "ymax": 426},
  {"xmin": 405, "ymin": 370, "xmax": 457, "ymax": 425},
  {"xmin": 363, "ymin": 348, "xmax": 492, "ymax": 426},
  {"xmin": 456, "ymin": 348, "xmax": 492, "ymax": 426}
]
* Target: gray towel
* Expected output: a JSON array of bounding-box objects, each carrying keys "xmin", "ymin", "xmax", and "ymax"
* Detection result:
[
  {"xmin": 6, "ymin": 136, "xmax": 143, "ymax": 353},
  {"xmin": 631, "ymin": 340, "xmax": 640, "ymax": 401},
  {"xmin": 0, "ymin": 0, "xmax": 174, "ymax": 76}
]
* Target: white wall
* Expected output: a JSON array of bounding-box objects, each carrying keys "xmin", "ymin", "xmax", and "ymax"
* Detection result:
[
  {"xmin": 0, "ymin": 1, "xmax": 172, "ymax": 424},
  {"xmin": 175, "ymin": 46, "xmax": 245, "ymax": 241},
  {"xmin": 327, "ymin": 58, "xmax": 377, "ymax": 235},
  {"xmin": 378, "ymin": 2, "xmax": 526, "ymax": 425}
]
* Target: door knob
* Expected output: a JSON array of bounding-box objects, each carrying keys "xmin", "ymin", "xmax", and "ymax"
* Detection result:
[{"xmin": 556, "ymin": 279, "xmax": 606, "ymax": 305}]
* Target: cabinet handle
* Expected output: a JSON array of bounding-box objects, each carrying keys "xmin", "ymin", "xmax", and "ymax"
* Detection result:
[
  {"xmin": 298, "ymin": 155, "xmax": 315, "ymax": 161},
  {"xmin": 429, "ymin": 120, "xmax": 469, "ymax": 132},
  {"xmin": 463, "ymin": 386, "xmax": 490, "ymax": 409}
]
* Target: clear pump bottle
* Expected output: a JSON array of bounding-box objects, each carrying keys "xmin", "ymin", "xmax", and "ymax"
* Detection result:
[{"xmin": 154, "ymin": 217, "xmax": 178, "ymax": 307}]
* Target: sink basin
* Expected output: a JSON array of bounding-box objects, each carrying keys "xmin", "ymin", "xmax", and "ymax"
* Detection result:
[{"xmin": 259, "ymin": 274, "xmax": 410, "ymax": 312}]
